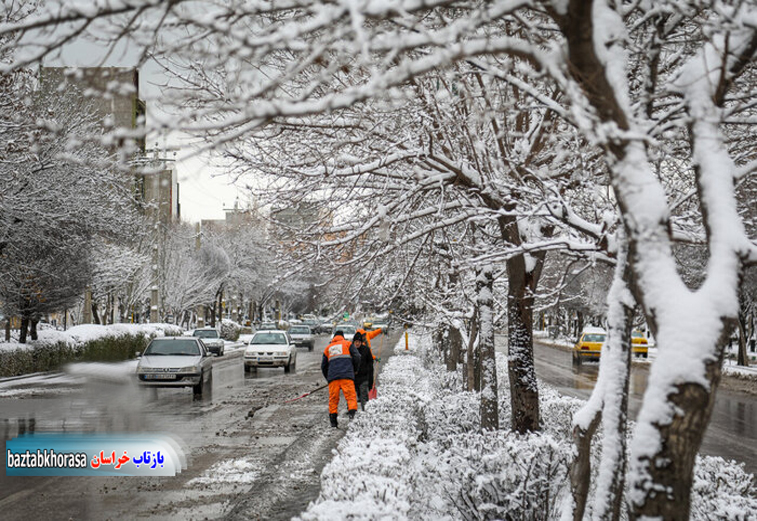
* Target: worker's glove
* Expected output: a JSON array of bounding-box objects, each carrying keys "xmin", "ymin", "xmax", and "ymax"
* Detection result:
[{"xmin": 376, "ymin": 357, "xmax": 382, "ymax": 363}]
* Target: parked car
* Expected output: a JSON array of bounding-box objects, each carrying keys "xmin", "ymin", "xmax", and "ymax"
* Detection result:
[
  {"xmin": 289, "ymin": 325, "xmax": 315, "ymax": 351},
  {"xmin": 631, "ymin": 330, "xmax": 649, "ymax": 358},
  {"xmin": 191, "ymin": 328, "xmax": 225, "ymax": 356},
  {"xmin": 331, "ymin": 323, "xmax": 357, "ymax": 342},
  {"xmin": 572, "ymin": 327, "xmax": 606, "ymax": 365},
  {"xmin": 136, "ymin": 337, "xmax": 213, "ymax": 395},
  {"xmin": 244, "ymin": 330, "xmax": 297, "ymax": 373}
]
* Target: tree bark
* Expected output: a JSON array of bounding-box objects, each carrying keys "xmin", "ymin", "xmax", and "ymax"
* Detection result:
[
  {"xmin": 447, "ymin": 325, "xmax": 463, "ymax": 372},
  {"xmin": 91, "ymin": 302, "xmax": 101, "ymax": 325},
  {"xmin": 30, "ymin": 318, "xmax": 38, "ymax": 341},
  {"xmin": 570, "ymin": 412, "xmax": 601, "ymax": 521},
  {"xmin": 506, "ymin": 254, "xmax": 540, "ymax": 433},
  {"xmin": 477, "ymin": 266, "xmax": 499, "ymax": 431},
  {"xmin": 19, "ymin": 316, "xmax": 29, "ymax": 344},
  {"xmin": 465, "ymin": 311, "xmax": 479, "ymax": 392},
  {"xmin": 628, "ymin": 332, "xmax": 729, "ymax": 521},
  {"xmin": 5, "ymin": 318, "xmax": 10, "ymax": 342}
]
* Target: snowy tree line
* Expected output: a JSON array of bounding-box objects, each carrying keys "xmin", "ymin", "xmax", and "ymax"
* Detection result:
[{"xmin": 1, "ymin": 0, "xmax": 756, "ymax": 518}]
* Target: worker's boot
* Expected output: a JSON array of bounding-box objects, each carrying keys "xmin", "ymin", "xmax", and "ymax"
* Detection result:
[
  {"xmin": 348, "ymin": 409, "xmax": 356, "ymax": 420},
  {"xmin": 360, "ymin": 402, "xmax": 365, "ymax": 412},
  {"xmin": 329, "ymin": 413, "xmax": 338, "ymax": 428}
]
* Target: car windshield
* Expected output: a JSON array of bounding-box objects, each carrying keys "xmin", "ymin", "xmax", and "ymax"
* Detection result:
[
  {"xmin": 290, "ymin": 326, "xmax": 310, "ymax": 334},
  {"xmin": 632, "ymin": 331, "xmax": 645, "ymax": 338},
  {"xmin": 251, "ymin": 333, "xmax": 288, "ymax": 345},
  {"xmin": 144, "ymin": 339, "xmax": 201, "ymax": 356},
  {"xmin": 260, "ymin": 323, "xmax": 276, "ymax": 329},
  {"xmin": 582, "ymin": 334, "xmax": 606, "ymax": 343},
  {"xmin": 193, "ymin": 330, "xmax": 219, "ymax": 339}
]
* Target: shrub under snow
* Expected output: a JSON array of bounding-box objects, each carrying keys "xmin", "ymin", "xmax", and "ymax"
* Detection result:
[{"xmin": 297, "ymin": 333, "xmax": 756, "ymax": 520}]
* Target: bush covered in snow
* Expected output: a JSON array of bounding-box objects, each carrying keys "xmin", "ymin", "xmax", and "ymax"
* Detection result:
[
  {"xmin": 220, "ymin": 319, "xmax": 241, "ymax": 341},
  {"xmin": 0, "ymin": 323, "xmax": 183, "ymax": 377},
  {"xmin": 298, "ymin": 333, "xmax": 756, "ymax": 521}
]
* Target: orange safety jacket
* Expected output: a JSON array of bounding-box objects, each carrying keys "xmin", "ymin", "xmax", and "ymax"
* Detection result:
[
  {"xmin": 321, "ymin": 335, "xmax": 360, "ymax": 382},
  {"xmin": 357, "ymin": 328, "xmax": 382, "ymax": 357}
]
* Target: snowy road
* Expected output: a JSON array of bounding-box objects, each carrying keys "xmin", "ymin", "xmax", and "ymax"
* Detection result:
[
  {"xmin": 0, "ymin": 331, "xmax": 401, "ymax": 520},
  {"xmin": 495, "ymin": 336, "xmax": 757, "ymax": 476}
]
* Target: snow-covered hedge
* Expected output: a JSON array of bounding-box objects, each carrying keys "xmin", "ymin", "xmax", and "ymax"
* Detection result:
[
  {"xmin": 298, "ymin": 333, "xmax": 756, "ymax": 520},
  {"xmin": 220, "ymin": 319, "xmax": 241, "ymax": 341},
  {"xmin": 0, "ymin": 323, "xmax": 183, "ymax": 378}
]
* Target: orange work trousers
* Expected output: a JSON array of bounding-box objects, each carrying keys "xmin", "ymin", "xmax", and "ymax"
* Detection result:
[{"xmin": 328, "ymin": 379, "xmax": 357, "ymax": 414}]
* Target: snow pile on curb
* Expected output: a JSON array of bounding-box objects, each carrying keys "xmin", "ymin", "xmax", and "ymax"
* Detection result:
[
  {"xmin": 298, "ymin": 333, "xmax": 757, "ymax": 520},
  {"xmin": 0, "ymin": 323, "xmax": 183, "ymax": 352}
]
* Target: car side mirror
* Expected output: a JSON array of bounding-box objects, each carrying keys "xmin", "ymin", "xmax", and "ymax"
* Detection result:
[{"xmin": 135, "ymin": 351, "xmax": 142, "ymax": 358}]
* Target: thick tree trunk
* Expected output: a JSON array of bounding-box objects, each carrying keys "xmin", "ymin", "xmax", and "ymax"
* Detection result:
[
  {"xmin": 210, "ymin": 302, "xmax": 216, "ymax": 328},
  {"xmin": 628, "ymin": 331, "xmax": 730, "ymax": 520},
  {"xmin": 506, "ymin": 255, "xmax": 540, "ymax": 433},
  {"xmin": 217, "ymin": 288, "xmax": 224, "ymax": 324},
  {"xmin": 477, "ymin": 266, "xmax": 498, "ymax": 431},
  {"xmin": 5, "ymin": 318, "xmax": 10, "ymax": 342}
]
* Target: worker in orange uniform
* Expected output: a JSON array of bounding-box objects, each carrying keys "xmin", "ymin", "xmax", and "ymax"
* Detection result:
[
  {"xmin": 321, "ymin": 330, "xmax": 361, "ymax": 428},
  {"xmin": 357, "ymin": 326, "xmax": 384, "ymax": 353}
]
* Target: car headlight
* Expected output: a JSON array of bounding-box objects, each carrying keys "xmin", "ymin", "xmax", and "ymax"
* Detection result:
[{"xmin": 180, "ymin": 366, "xmax": 198, "ymax": 373}]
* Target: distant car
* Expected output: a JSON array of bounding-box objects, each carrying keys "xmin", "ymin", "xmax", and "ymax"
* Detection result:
[
  {"xmin": 303, "ymin": 318, "xmax": 320, "ymax": 332},
  {"xmin": 192, "ymin": 328, "xmax": 225, "ymax": 356},
  {"xmin": 259, "ymin": 321, "xmax": 279, "ymax": 330},
  {"xmin": 631, "ymin": 330, "xmax": 649, "ymax": 358},
  {"xmin": 572, "ymin": 327, "xmax": 606, "ymax": 365},
  {"xmin": 136, "ymin": 337, "xmax": 213, "ymax": 395},
  {"xmin": 372, "ymin": 320, "xmax": 389, "ymax": 332},
  {"xmin": 289, "ymin": 325, "xmax": 315, "ymax": 351},
  {"xmin": 244, "ymin": 330, "xmax": 297, "ymax": 373},
  {"xmin": 332, "ymin": 324, "xmax": 357, "ymax": 342}
]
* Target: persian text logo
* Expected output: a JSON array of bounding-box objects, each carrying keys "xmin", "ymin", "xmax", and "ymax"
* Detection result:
[{"xmin": 5, "ymin": 433, "xmax": 187, "ymax": 476}]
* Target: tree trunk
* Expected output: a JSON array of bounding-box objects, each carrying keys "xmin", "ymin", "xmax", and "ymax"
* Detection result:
[
  {"xmin": 628, "ymin": 331, "xmax": 730, "ymax": 520},
  {"xmin": 506, "ymin": 254, "xmax": 540, "ymax": 433},
  {"xmin": 19, "ymin": 316, "xmax": 29, "ymax": 344},
  {"xmin": 569, "ymin": 412, "xmax": 601, "ymax": 521},
  {"xmin": 447, "ymin": 325, "xmax": 463, "ymax": 372},
  {"xmin": 30, "ymin": 318, "xmax": 39, "ymax": 341},
  {"xmin": 477, "ymin": 266, "xmax": 499, "ymax": 431},
  {"xmin": 465, "ymin": 312, "xmax": 479, "ymax": 392},
  {"xmin": 5, "ymin": 318, "xmax": 10, "ymax": 342},
  {"xmin": 210, "ymin": 302, "xmax": 216, "ymax": 328},
  {"xmin": 92, "ymin": 302, "xmax": 101, "ymax": 325},
  {"xmin": 217, "ymin": 288, "xmax": 224, "ymax": 324}
]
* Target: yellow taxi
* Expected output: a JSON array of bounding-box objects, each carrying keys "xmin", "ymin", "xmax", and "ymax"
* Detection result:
[
  {"xmin": 631, "ymin": 330, "xmax": 649, "ymax": 358},
  {"xmin": 572, "ymin": 327, "xmax": 606, "ymax": 365}
]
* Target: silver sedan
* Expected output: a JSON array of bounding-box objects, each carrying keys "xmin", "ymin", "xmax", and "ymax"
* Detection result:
[{"xmin": 136, "ymin": 337, "xmax": 213, "ymax": 395}]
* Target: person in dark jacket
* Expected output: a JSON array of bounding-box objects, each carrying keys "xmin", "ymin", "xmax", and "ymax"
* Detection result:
[
  {"xmin": 352, "ymin": 332, "xmax": 374, "ymax": 411},
  {"xmin": 321, "ymin": 331, "xmax": 361, "ymax": 428}
]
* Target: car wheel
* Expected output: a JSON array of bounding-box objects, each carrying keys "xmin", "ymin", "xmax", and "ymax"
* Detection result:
[
  {"xmin": 308, "ymin": 344, "xmax": 313, "ymax": 352},
  {"xmin": 284, "ymin": 356, "xmax": 292, "ymax": 373},
  {"xmin": 244, "ymin": 364, "xmax": 251, "ymax": 373},
  {"xmin": 193, "ymin": 376, "xmax": 204, "ymax": 396},
  {"xmin": 219, "ymin": 347, "xmax": 224, "ymax": 357}
]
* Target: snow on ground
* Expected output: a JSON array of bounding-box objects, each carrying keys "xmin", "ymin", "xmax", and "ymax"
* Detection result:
[
  {"xmin": 187, "ymin": 457, "xmax": 264, "ymax": 486},
  {"xmin": 297, "ymin": 333, "xmax": 757, "ymax": 521},
  {"xmin": 0, "ymin": 323, "xmax": 184, "ymax": 352}
]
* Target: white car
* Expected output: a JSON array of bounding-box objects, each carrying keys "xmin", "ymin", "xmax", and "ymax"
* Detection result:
[
  {"xmin": 331, "ymin": 324, "xmax": 357, "ymax": 342},
  {"xmin": 288, "ymin": 325, "xmax": 315, "ymax": 351},
  {"xmin": 136, "ymin": 337, "xmax": 213, "ymax": 395},
  {"xmin": 244, "ymin": 330, "xmax": 297, "ymax": 373},
  {"xmin": 191, "ymin": 328, "xmax": 225, "ymax": 356}
]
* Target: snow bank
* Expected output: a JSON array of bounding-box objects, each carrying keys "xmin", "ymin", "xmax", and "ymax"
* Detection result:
[
  {"xmin": 0, "ymin": 323, "xmax": 183, "ymax": 352},
  {"xmin": 298, "ymin": 332, "xmax": 757, "ymax": 520}
]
